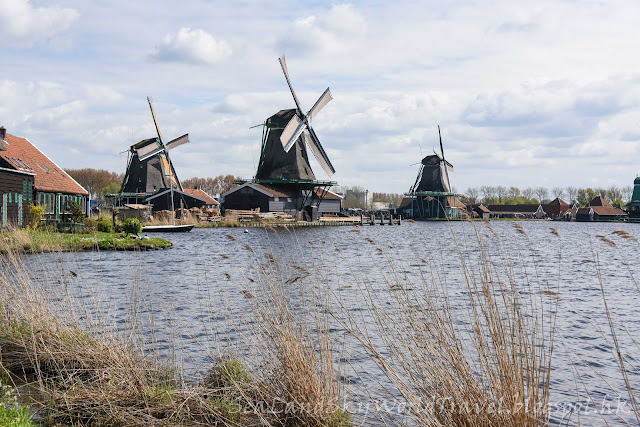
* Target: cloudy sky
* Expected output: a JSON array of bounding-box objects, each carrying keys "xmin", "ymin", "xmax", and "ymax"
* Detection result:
[{"xmin": 2, "ymin": 0, "xmax": 640, "ymax": 194}]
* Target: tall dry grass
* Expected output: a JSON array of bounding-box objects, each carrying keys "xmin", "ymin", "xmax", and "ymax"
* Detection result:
[{"xmin": 331, "ymin": 220, "xmax": 557, "ymax": 426}]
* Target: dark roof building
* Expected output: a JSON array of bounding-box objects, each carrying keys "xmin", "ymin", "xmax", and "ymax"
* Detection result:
[
  {"xmin": 543, "ymin": 197, "xmax": 574, "ymax": 220},
  {"xmin": 576, "ymin": 196, "xmax": 627, "ymax": 222},
  {"xmin": 183, "ymin": 188, "xmax": 219, "ymax": 207},
  {"xmin": 486, "ymin": 204, "xmax": 546, "ymax": 219}
]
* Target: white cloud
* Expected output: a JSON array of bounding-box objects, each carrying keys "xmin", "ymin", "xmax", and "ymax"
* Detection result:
[
  {"xmin": 150, "ymin": 27, "xmax": 232, "ymax": 65},
  {"xmin": 0, "ymin": 0, "xmax": 78, "ymax": 46},
  {"xmin": 277, "ymin": 4, "xmax": 367, "ymax": 56}
]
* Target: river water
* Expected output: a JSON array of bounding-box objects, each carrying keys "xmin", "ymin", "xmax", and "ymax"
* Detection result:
[{"xmin": 23, "ymin": 220, "xmax": 640, "ymax": 425}]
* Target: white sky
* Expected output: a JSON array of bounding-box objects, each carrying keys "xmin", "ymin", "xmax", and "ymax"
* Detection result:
[{"xmin": 2, "ymin": 0, "xmax": 640, "ymax": 193}]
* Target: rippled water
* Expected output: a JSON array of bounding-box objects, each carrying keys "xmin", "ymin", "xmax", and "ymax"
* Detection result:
[{"xmin": 24, "ymin": 220, "xmax": 640, "ymax": 425}]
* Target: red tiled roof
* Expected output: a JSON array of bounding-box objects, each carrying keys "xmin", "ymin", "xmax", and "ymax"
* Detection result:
[
  {"xmin": 475, "ymin": 205, "xmax": 490, "ymax": 213},
  {"xmin": 591, "ymin": 205, "xmax": 627, "ymax": 216},
  {"xmin": 544, "ymin": 197, "xmax": 572, "ymax": 217},
  {"xmin": 0, "ymin": 133, "xmax": 87, "ymax": 195},
  {"xmin": 184, "ymin": 188, "xmax": 219, "ymax": 205}
]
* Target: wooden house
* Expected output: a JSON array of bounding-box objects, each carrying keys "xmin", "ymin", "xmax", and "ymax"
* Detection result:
[
  {"xmin": 473, "ymin": 204, "xmax": 490, "ymax": 219},
  {"xmin": 576, "ymin": 196, "xmax": 627, "ymax": 222},
  {"xmin": 486, "ymin": 204, "xmax": 546, "ymax": 219},
  {"xmin": 543, "ymin": 197, "xmax": 574, "ymax": 220},
  {"xmin": 184, "ymin": 188, "xmax": 219, "ymax": 209},
  {"xmin": 0, "ymin": 127, "xmax": 88, "ymax": 224}
]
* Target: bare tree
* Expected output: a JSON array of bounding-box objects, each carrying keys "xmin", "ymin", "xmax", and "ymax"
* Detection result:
[
  {"xmin": 622, "ymin": 185, "xmax": 634, "ymax": 203},
  {"xmin": 534, "ymin": 186, "xmax": 549, "ymax": 203},
  {"xmin": 565, "ymin": 186, "xmax": 578, "ymax": 204},
  {"xmin": 466, "ymin": 187, "xmax": 480, "ymax": 204},
  {"xmin": 522, "ymin": 187, "xmax": 534, "ymax": 200},
  {"xmin": 508, "ymin": 186, "xmax": 521, "ymax": 199},
  {"xmin": 496, "ymin": 186, "xmax": 508, "ymax": 202},
  {"xmin": 551, "ymin": 186, "xmax": 564, "ymax": 200}
]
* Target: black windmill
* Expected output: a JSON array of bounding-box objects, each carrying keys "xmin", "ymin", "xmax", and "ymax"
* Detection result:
[
  {"xmin": 399, "ymin": 126, "xmax": 461, "ymax": 219},
  {"xmin": 116, "ymin": 97, "xmax": 204, "ymax": 211},
  {"xmin": 243, "ymin": 56, "xmax": 337, "ymax": 220}
]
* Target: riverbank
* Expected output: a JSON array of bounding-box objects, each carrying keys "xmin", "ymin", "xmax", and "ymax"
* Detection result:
[{"xmin": 0, "ymin": 229, "xmax": 172, "ymax": 254}]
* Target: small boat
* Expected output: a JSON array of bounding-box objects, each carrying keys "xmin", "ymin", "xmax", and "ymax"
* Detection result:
[{"xmin": 142, "ymin": 224, "xmax": 194, "ymax": 233}]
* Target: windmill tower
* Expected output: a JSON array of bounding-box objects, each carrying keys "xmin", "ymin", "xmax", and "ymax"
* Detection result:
[
  {"xmin": 255, "ymin": 55, "xmax": 335, "ymax": 181},
  {"xmin": 399, "ymin": 126, "xmax": 462, "ymax": 219},
  {"xmin": 226, "ymin": 56, "xmax": 337, "ymax": 220},
  {"xmin": 116, "ymin": 97, "xmax": 204, "ymax": 211}
]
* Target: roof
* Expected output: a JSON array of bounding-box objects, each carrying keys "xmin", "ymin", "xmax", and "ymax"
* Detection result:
[
  {"xmin": 222, "ymin": 182, "xmax": 294, "ymax": 198},
  {"xmin": 591, "ymin": 205, "xmax": 627, "ymax": 217},
  {"xmin": 474, "ymin": 204, "xmax": 490, "ymax": 213},
  {"xmin": 184, "ymin": 188, "xmax": 219, "ymax": 205},
  {"xmin": 0, "ymin": 132, "xmax": 88, "ymax": 195},
  {"xmin": 314, "ymin": 188, "xmax": 343, "ymax": 200},
  {"xmin": 543, "ymin": 197, "xmax": 572, "ymax": 217},
  {"xmin": 123, "ymin": 204, "xmax": 149, "ymax": 210},
  {"xmin": 487, "ymin": 204, "xmax": 542, "ymax": 214},
  {"xmin": 587, "ymin": 195, "xmax": 612, "ymax": 208}
]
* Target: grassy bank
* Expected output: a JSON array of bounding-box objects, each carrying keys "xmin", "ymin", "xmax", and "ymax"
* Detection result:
[{"xmin": 0, "ymin": 229, "xmax": 171, "ymax": 254}]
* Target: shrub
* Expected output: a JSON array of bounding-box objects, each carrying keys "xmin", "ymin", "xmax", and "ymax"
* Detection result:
[
  {"xmin": 83, "ymin": 217, "xmax": 98, "ymax": 233},
  {"xmin": 96, "ymin": 216, "xmax": 113, "ymax": 233},
  {"xmin": 27, "ymin": 204, "xmax": 44, "ymax": 229},
  {"xmin": 122, "ymin": 218, "xmax": 141, "ymax": 235},
  {"xmin": 67, "ymin": 200, "xmax": 85, "ymax": 223}
]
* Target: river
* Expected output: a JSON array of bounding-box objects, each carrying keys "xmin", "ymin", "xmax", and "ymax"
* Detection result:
[{"xmin": 24, "ymin": 220, "xmax": 640, "ymax": 425}]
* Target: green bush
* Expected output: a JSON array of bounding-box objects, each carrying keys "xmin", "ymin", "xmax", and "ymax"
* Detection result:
[
  {"xmin": 122, "ymin": 218, "xmax": 142, "ymax": 235},
  {"xmin": 67, "ymin": 200, "xmax": 85, "ymax": 223},
  {"xmin": 96, "ymin": 216, "xmax": 113, "ymax": 233},
  {"xmin": 83, "ymin": 217, "xmax": 98, "ymax": 233}
]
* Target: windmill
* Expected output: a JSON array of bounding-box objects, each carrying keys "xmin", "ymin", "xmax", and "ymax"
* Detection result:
[
  {"xmin": 116, "ymin": 97, "xmax": 205, "ymax": 212},
  {"xmin": 255, "ymin": 55, "xmax": 335, "ymax": 181},
  {"xmin": 120, "ymin": 97, "xmax": 190, "ymax": 195},
  {"xmin": 410, "ymin": 125, "xmax": 454, "ymax": 194},
  {"xmin": 399, "ymin": 126, "xmax": 461, "ymax": 219}
]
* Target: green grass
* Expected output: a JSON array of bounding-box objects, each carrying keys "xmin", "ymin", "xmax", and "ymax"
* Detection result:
[
  {"xmin": 0, "ymin": 383, "xmax": 35, "ymax": 427},
  {"xmin": 0, "ymin": 229, "xmax": 172, "ymax": 253}
]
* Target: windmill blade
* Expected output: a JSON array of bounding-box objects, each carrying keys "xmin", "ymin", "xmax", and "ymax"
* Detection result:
[
  {"xmin": 136, "ymin": 141, "xmax": 162, "ymax": 160},
  {"xmin": 138, "ymin": 147, "xmax": 164, "ymax": 162},
  {"xmin": 138, "ymin": 146, "xmax": 165, "ymax": 162},
  {"xmin": 278, "ymin": 55, "xmax": 304, "ymax": 113},
  {"xmin": 281, "ymin": 116, "xmax": 307, "ymax": 152},
  {"xmin": 147, "ymin": 96, "xmax": 164, "ymax": 144},
  {"xmin": 304, "ymin": 126, "xmax": 335, "ymax": 176},
  {"xmin": 166, "ymin": 133, "xmax": 189, "ymax": 151},
  {"xmin": 308, "ymin": 87, "xmax": 333, "ymax": 121},
  {"xmin": 438, "ymin": 125, "xmax": 451, "ymax": 192}
]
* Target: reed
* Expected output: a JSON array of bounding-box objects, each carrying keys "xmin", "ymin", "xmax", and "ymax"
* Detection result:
[{"xmin": 333, "ymin": 221, "xmax": 557, "ymax": 426}]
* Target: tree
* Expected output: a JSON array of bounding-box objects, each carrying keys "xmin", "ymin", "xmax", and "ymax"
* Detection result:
[
  {"xmin": 66, "ymin": 168, "xmax": 123, "ymax": 199},
  {"xmin": 182, "ymin": 175, "xmax": 242, "ymax": 197},
  {"xmin": 576, "ymin": 188, "xmax": 598, "ymax": 206},
  {"xmin": 565, "ymin": 186, "xmax": 578, "ymax": 205},
  {"xmin": 534, "ymin": 187, "xmax": 548, "ymax": 203},
  {"xmin": 551, "ymin": 186, "xmax": 564, "ymax": 200},
  {"xmin": 508, "ymin": 186, "xmax": 520, "ymax": 199},
  {"xmin": 496, "ymin": 186, "xmax": 508, "ymax": 203},
  {"xmin": 465, "ymin": 187, "xmax": 480, "ymax": 205},
  {"xmin": 522, "ymin": 187, "xmax": 534, "ymax": 200}
]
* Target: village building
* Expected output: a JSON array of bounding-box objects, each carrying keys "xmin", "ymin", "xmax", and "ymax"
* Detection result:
[
  {"xmin": 0, "ymin": 127, "xmax": 88, "ymax": 226},
  {"xmin": 183, "ymin": 188, "xmax": 219, "ymax": 210},
  {"xmin": 486, "ymin": 204, "xmax": 546, "ymax": 219},
  {"xmin": 576, "ymin": 195, "xmax": 628, "ymax": 222},
  {"xmin": 543, "ymin": 197, "xmax": 576, "ymax": 220},
  {"xmin": 473, "ymin": 204, "xmax": 491, "ymax": 219},
  {"xmin": 221, "ymin": 183, "xmax": 342, "ymax": 220},
  {"xmin": 626, "ymin": 177, "xmax": 640, "ymax": 220}
]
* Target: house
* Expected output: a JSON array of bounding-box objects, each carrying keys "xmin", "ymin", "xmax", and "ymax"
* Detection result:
[
  {"xmin": 486, "ymin": 204, "xmax": 546, "ymax": 219},
  {"xmin": 183, "ymin": 187, "xmax": 219, "ymax": 209},
  {"xmin": 473, "ymin": 204, "xmax": 490, "ymax": 219},
  {"xmin": 0, "ymin": 127, "xmax": 88, "ymax": 224},
  {"xmin": 576, "ymin": 196, "xmax": 628, "ymax": 222},
  {"xmin": 0, "ymin": 165, "xmax": 35, "ymax": 228},
  {"xmin": 626, "ymin": 177, "xmax": 640, "ymax": 220},
  {"xmin": 543, "ymin": 197, "xmax": 575, "ymax": 220},
  {"xmin": 221, "ymin": 183, "xmax": 340, "ymax": 221}
]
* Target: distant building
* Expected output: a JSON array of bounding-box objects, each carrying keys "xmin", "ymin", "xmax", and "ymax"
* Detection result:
[
  {"xmin": 183, "ymin": 188, "xmax": 219, "ymax": 210},
  {"xmin": 543, "ymin": 197, "xmax": 575, "ymax": 220},
  {"xmin": 576, "ymin": 196, "xmax": 628, "ymax": 222},
  {"xmin": 473, "ymin": 204, "xmax": 490, "ymax": 219},
  {"xmin": 626, "ymin": 177, "xmax": 640, "ymax": 220},
  {"xmin": 486, "ymin": 204, "xmax": 546, "ymax": 219},
  {"xmin": 0, "ymin": 127, "xmax": 88, "ymax": 225}
]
